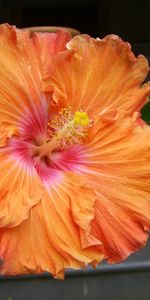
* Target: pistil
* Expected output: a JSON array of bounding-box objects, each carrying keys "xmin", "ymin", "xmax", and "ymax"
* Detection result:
[{"xmin": 35, "ymin": 108, "xmax": 91, "ymax": 158}]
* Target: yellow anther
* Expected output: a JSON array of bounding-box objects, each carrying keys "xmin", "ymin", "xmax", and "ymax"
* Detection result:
[{"xmin": 74, "ymin": 111, "xmax": 89, "ymax": 127}]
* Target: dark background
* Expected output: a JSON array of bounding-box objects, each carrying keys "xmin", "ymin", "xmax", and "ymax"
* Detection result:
[
  {"xmin": 0, "ymin": 1, "xmax": 150, "ymax": 299},
  {"xmin": 0, "ymin": 0, "xmax": 149, "ymax": 42},
  {"xmin": 0, "ymin": 0, "xmax": 150, "ymax": 63}
]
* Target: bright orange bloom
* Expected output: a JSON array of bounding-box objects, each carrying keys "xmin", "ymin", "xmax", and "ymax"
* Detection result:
[{"xmin": 0, "ymin": 24, "xmax": 150, "ymax": 278}]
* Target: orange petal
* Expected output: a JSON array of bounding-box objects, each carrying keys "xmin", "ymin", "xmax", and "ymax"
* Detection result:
[
  {"xmin": 81, "ymin": 113, "xmax": 150, "ymax": 261},
  {"xmin": 43, "ymin": 34, "xmax": 150, "ymax": 116},
  {"xmin": 0, "ymin": 173, "xmax": 103, "ymax": 277},
  {"xmin": 0, "ymin": 24, "xmax": 70, "ymax": 144},
  {"xmin": 32, "ymin": 30, "xmax": 71, "ymax": 78},
  {"xmin": 91, "ymin": 196, "xmax": 148, "ymax": 262},
  {"xmin": 63, "ymin": 173, "xmax": 101, "ymax": 248},
  {"xmin": 0, "ymin": 124, "xmax": 17, "ymax": 147},
  {"xmin": 0, "ymin": 150, "xmax": 44, "ymax": 227}
]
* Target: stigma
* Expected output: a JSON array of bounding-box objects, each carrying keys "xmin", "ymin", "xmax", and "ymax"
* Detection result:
[{"xmin": 74, "ymin": 111, "xmax": 90, "ymax": 127}]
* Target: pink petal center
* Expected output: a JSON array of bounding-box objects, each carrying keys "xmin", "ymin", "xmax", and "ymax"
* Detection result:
[{"xmin": 6, "ymin": 106, "xmax": 88, "ymax": 185}]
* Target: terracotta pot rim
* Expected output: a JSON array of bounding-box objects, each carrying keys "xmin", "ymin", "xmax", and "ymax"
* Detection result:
[{"xmin": 23, "ymin": 26, "xmax": 80, "ymax": 36}]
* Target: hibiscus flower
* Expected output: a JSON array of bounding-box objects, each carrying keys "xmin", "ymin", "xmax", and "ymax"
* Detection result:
[{"xmin": 0, "ymin": 23, "xmax": 150, "ymax": 278}]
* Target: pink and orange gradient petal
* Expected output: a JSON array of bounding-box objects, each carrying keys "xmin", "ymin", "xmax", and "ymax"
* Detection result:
[
  {"xmin": 43, "ymin": 34, "xmax": 150, "ymax": 116},
  {"xmin": 0, "ymin": 173, "xmax": 103, "ymax": 277},
  {"xmin": 80, "ymin": 114, "xmax": 150, "ymax": 261},
  {"xmin": 0, "ymin": 24, "xmax": 70, "ymax": 143}
]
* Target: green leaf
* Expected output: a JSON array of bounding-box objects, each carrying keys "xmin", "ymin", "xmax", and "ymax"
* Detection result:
[{"xmin": 141, "ymin": 98, "xmax": 150, "ymax": 123}]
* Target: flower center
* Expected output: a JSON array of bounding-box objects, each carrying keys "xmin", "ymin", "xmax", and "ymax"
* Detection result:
[{"xmin": 35, "ymin": 108, "xmax": 91, "ymax": 158}]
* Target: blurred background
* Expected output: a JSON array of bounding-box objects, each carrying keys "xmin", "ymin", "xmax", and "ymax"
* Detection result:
[
  {"xmin": 0, "ymin": 0, "xmax": 150, "ymax": 299},
  {"xmin": 0, "ymin": 0, "xmax": 149, "ymax": 68},
  {"xmin": 0, "ymin": 0, "xmax": 149, "ymax": 42}
]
